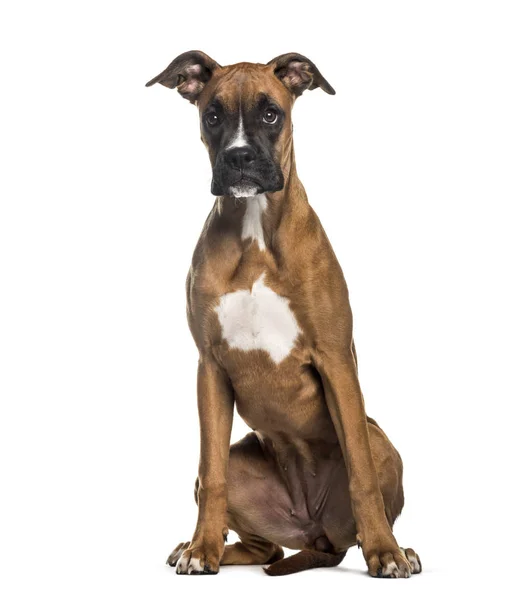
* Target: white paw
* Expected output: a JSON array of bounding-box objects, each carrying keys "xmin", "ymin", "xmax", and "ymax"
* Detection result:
[
  {"xmin": 176, "ymin": 554, "xmax": 203, "ymax": 574},
  {"xmin": 187, "ymin": 557, "xmax": 203, "ymax": 574},
  {"xmin": 176, "ymin": 553, "xmax": 189, "ymax": 574},
  {"xmin": 176, "ymin": 552, "xmax": 217, "ymax": 575},
  {"xmin": 382, "ymin": 558, "xmax": 411, "ymax": 578}
]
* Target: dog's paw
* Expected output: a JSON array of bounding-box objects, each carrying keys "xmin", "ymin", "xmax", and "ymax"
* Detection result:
[
  {"xmin": 167, "ymin": 540, "xmax": 221, "ymax": 575},
  {"xmin": 176, "ymin": 548, "xmax": 219, "ymax": 575},
  {"xmin": 367, "ymin": 548, "xmax": 413, "ymax": 579}
]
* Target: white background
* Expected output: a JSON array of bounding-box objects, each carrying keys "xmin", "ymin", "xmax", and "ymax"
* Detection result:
[{"xmin": 1, "ymin": 1, "xmax": 531, "ymax": 598}]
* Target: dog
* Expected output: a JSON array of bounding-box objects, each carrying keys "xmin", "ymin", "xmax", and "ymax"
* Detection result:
[{"xmin": 146, "ymin": 51, "xmax": 421, "ymax": 578}]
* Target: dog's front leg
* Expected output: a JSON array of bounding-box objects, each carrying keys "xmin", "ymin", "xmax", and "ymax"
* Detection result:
[
  {"xmin": 174, "ymin": 354, "xmax": 234, "ymax": 575},
  {"xmin": 313, "ymin": 346, "xmax": 412, "ymax": 578}
]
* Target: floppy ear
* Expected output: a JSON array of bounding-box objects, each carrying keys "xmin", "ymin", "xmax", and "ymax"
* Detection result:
[
  {"xmin": 145, "ymin": 50, "xmax": 221, "ymax": 104},
  {"xmin": 267, "ymin": 53, "xmax": 335, "ymax": 97}
]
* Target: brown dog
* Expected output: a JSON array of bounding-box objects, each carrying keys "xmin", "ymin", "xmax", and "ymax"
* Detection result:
[{"xmin": 147, "ymin": 51, "xmax": 421, "ymax": 578}]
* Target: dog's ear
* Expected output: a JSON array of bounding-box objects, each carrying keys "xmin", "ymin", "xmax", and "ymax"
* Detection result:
[
  {"xmin": 267, "ymin": 53, "xmax": 335, "ymax": 97},
  {"xmin": 145, "ymin": 50, "xmax": 221, "ymax": 104}
]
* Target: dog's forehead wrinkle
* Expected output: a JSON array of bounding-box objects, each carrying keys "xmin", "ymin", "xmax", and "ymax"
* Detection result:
[{"xmin": 207, "ymin": 63, "xmax": 288, "ymax": 111}]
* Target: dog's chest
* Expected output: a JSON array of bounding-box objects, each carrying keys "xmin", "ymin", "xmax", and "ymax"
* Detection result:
[{"xmin": 214, "ymin": 273, "xmax": 300, "ymax": 364}]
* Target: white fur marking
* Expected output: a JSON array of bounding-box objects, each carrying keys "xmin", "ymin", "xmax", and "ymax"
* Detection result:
[
  {"xmin": 229, "ymin": 184, "xmax": 259, "ymax": 199},
  {"xmin": 383, "ymin": 557, "xmax": 411, "ymax": 578},
  {"xmin": 241, "ymin": 194, "xmax": 267, "ymax": 249},
  {"xmin": 226, "ymin": 112, "xmax": 248, "ymax": 149},
  {"xmin": 383, "ymin": 560, "xmax": 399, "ymax": 577},
  {"xmin": 176, "ymin": 555, "xmax": 188, "ymax": 574},
  {"xmin": 187, "ymin": 557, "xmax": 203, "ymax": 574},
  {"xmin": 215, "ymin": 273, "xmax": 300, "ymax": 364}
]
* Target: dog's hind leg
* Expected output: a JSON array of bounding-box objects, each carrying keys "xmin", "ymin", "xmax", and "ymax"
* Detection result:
[
  {"xmin": 225, "ymin": 432, "xmax": 310, "ymax": 553},
  {"xmin": 221, "ymin": 534, "xmax": 284, "ymax": 566},
  {"xmin": 223, "ymin": 432, "xmax": 346, "ymax": 575}
]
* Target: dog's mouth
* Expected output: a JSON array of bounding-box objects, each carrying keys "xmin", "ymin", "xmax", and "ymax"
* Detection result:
[
  {"xmin": 211, "ymin": 161, "xmax": 284, "ymax": 198},
  {"xmin": 232, "ymin": 173, "xmax": 262, "ymax": 187},
  {"xmin": 214, "ymin": 174, "xmax": 265, "ymax": 198}
]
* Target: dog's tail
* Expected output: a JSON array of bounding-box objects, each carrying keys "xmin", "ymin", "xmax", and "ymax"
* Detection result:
[{"xmin": 263, "ymin": 549, "xmax": 347, "ymax": 576}]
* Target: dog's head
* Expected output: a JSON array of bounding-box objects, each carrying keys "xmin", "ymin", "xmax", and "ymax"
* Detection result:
[{"xmin": 146, "ymin": 51, "xmax": 335, "ymax": 198}]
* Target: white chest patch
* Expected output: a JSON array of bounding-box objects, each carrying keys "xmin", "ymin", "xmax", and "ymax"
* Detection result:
[
  {"xmin": 241, "ymin": 194, "xmax": 267, "ymax": 250},
  {"xmin": 215, "ymin": 273, "xmax": 300, "ymax": 364}
]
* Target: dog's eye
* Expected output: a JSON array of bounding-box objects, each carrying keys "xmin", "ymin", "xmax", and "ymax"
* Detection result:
[
  {"xmin": 205, "ymin": 113, "xmax": 220, "ymax": 127},
  {"xmin": 263, "ymin": 109, "xmax": 278, "ymax": 124}
]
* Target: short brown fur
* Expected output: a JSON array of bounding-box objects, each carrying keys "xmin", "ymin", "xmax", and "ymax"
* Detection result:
[{"xmin": 150, "ymin": 52, "xmax": 421, "ymax": 578}]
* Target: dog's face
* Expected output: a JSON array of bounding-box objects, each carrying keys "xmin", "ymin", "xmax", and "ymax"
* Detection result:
[
  {"xmin": 147, "ymin": 52, "xmax": 335, "ymax": 198},
  {"xmin": 198, "ymin": 65, "xmax": 291, "ymax": 198}
]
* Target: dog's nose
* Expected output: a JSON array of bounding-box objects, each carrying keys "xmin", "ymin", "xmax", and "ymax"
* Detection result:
[{"xmin": 226, "ymin": 146, "xmax": 257, "ymax": 170}]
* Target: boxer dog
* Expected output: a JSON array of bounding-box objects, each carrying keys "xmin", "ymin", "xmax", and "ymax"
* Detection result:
[{"xmin": 146, "ymin": 51, "xmax": 421, "ymax": 578}]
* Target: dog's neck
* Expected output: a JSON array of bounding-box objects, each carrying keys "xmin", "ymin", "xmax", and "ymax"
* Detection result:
[{"xmin": 215, "ymin": 141, "xmax": 312, "ymax": 255}]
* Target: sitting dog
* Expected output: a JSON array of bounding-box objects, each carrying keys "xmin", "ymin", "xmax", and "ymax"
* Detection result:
[{"xmin": 146, "ymin": 51, "xmax": 421, "ymax": 578}]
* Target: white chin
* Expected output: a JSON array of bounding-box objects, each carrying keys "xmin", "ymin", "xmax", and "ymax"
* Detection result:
[{"xmin": 228, "ymin": 184, "xmax": 259, "ymax": 199}]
